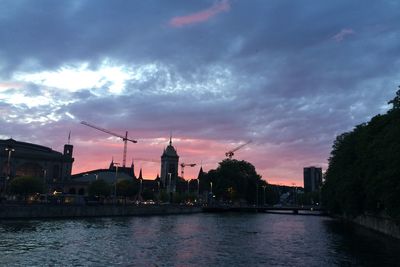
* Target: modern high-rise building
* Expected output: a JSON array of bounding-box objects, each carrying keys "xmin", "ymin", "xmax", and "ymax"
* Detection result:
[{"xmin": 303, "ymin": 166, "xmax": 322, "ymax": 193}]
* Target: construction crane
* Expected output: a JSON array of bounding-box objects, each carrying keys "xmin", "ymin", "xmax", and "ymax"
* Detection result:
[
  {"xmin": 180, "ymin": 163, "xmax": 196, "ymax": 179},
  {"xmin": 81, "ymin": 121, "xmax": 137, "ymax": 167},
  {"xmin": 225, "ymin": 140, "xmax": 252, "ymax": 159}
]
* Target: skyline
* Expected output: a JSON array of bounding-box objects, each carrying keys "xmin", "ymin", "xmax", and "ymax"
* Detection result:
[{"xmin": 1, "ymin": 1, "xmax": 399, "ymax": 185}]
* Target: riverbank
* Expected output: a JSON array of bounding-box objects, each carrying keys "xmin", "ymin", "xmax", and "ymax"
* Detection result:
[
  {"xmin": 0, "ymin": 204, "xmax": 202, "ymax": 219},
  {"xmin": 349, "ymin": 214, "xmax": 400, "ymax": 240}
]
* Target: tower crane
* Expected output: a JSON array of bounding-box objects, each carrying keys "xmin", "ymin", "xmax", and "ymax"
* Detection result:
[
  {"xmin": 225, "ymin": 140, "xmax": 252, "ymax": 159},
  {"xmin": 180, "ymin": 163, "xmax": 196, "ymax": 179},
  {"xmin": 81, "ymin": 121, "xmax": 137, "ymax": 167}
]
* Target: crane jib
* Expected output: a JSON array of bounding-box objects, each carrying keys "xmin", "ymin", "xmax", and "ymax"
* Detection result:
[{"xmin": 81, "ymin": 121, "xmax": 137, "ymax": 167}]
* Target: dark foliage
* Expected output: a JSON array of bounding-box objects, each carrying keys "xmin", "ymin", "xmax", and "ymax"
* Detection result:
[
  {"xmin": 9, "ymin": 176, "xmax": 44, "ymax": 196},
  {"xmin": 322, "ymin": 88, "xmax": 400, "ymax": 218},
  {"xmin": 203, "ymin": 159, "xmax": 266, "ymax": 204},
  {"xmin": 88, "ymin": 179, "xmax": 111, "ymax": 197},
  {"xmin": 116, "ymin": 179, "xmax": 138, "ymax": 197}
]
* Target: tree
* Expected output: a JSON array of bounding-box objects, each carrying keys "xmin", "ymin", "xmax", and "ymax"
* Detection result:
[
  {"xmin": 88, "ymin": 179, "xmax": 111, "ymax": 197},
  {"xmin": 388, "ymin": 86, "xmax": 400, "ymax": 110},
  {"xmin": 9, "ymin": 176, "xmax": 44, "ymax": 197},
  {"xmin": 322, "ymin": 88, "xmax": 400, "ymax": 218},
  {"xmin": 116, "ymin": 180, "xmax": 138, "ymax": 197},
  {"xmin": 203, "ymin": 159, "xmax": 265, "ymax": 204}
]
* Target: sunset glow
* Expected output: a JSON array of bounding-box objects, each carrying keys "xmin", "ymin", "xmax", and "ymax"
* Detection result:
[{"xmin": 1, "ymin": 1, "xmax": 398, "ymax": 187}]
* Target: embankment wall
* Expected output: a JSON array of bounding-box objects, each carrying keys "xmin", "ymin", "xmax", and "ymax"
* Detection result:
[
  {"xmin": 351, "ymin": 214, "xmax": 400, "ymax": 239},
  {"xmin": 0, "ymin": 204, "xmax": 202, "ymax": 219}
]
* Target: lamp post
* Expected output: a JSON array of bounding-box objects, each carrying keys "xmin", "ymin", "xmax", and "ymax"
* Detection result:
[
  {"xmin": 4, "ymin": 147, "xmax": 15, "ymax": 196},
  {"xmin": 196, "ymin": 178, "xmax": 200, "ymax": 197},
  {"xmin": 168, "ymin": 173, "xmax": 172, "ymax": 203},
  {"xmin": 292, "ymin": 183, "xmax": 297, "ymax": 206},
  {"xmin": 157, "ymin": 181, "xmax": 160, "ymax": 203},
  {"xmin": 262, "ymin": 185, "xmax": 266, "ymax": 206},
  {"xmin": 114, "ymin": 163, "xmax": 120, "ymax": 202},
  {"xmin": 256, "ymin": 182, "xmax": 258, "ymax": 207},
  {"xmin": 42, "ymin": 169, "xmax": 47, "ymax": 194},
  {"xmin": 139, "ymin": 178, "xmax": 143, "ymax": 200},
  {"xmin": 210, "ymin": 182, "xmax": 213, "ymax": 205}
]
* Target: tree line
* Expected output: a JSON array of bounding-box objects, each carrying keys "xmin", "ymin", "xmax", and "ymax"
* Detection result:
[{"xmin": 322, "ymin": 88, "xmax": 400, "ymax": 219}]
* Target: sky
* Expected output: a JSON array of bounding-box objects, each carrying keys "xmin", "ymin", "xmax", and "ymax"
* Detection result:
[{"xmin": 0, "ymin": 0, "xmax": 399, "ymax": 186}]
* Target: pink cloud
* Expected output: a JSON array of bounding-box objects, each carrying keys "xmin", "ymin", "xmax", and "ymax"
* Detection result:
[
  {"xmin": 169, "ymin": 0, "xmax": 230, "ymax": 27},
  {"xmin": 332, "ymin": 28, "xmax": 355, "ymax": 42}
]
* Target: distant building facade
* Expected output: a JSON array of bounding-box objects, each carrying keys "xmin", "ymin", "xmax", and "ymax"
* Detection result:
[
  {"xmin": 0, "ymin": 138, "xmax": 74, "ymax": 194},
  {"xmin": 160, "ymin": 137, "xmax": 179, "ymax": 192},
  {"xmin": 303, "ymin": 166, "xmax": 322, "ymax": 193},
  {"xmin": 67, "ymin": 159, "xmax": 136, "ymax": 195}
]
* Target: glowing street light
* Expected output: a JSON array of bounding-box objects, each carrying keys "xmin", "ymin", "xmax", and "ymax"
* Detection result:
[
  {"xmin": 4, "ymin": 147, "xmax": 15, "ymax": 196},
  {"xmin": 5, "ymin": 147, "xmax": 14, "ymax": 176}
]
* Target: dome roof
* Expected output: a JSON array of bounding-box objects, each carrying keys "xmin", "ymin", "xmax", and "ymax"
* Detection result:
[
  {"xmin": 162, "ymin": 144, "xmax": 178, "ymax": 157},
  {"xmin": 161, "ymin": 137, "xmax": 178, "ymax": 157}
]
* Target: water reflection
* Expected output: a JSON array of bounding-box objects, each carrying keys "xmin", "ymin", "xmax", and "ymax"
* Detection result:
[
  {"xmin": 1, "ymin": 214, "xmax": 400, "ymax": 266},
  {"xmin": 323, "ymin": 219, "xmax": 400, "ymax": 266},
  {"xmin": 0, "ymin": 220, "xmax": 39, "ymax": 233}
]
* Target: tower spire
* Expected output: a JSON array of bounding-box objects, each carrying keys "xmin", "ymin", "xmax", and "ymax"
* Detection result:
[
  {"xmin": 131, "ymin": 158, "xmax": 136, "ymax": 179},
  {"xmin": 138, "ymin": 168, "xmax": 143, "ymax": 180},
  {"xmin": 109, "ymin": 157, "xmax": 114, "ymax": 169},
  {"xmin": 68, "ymin": 131, "xmax": 71, "ymax": 144},
  {"xmin": 169, "ymin": 131, "xmax": 172, "ymax": 146}
]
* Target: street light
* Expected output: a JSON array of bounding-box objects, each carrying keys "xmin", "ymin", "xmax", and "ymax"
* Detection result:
[
  {"xmin": 168, "ymin": 173, "xmax": 172, "ymax": 193},
  {"xmin": 292, "ymin": 183, "xmax": 297, "ymax": 206},
  {"xmin": 139, "ymin": 178, "xmax": 143, "ymax": 199},
  {"xmin": 196, "ymin": 178, "xmax": 200, "ymax": 196},
  {"xmin": 168, "ymin": 172, "xmax": 172, "ymax": 203},
  {"xmin": 4, "ymin": 147, "xmax": 15, "ymax": 196},
  {"xmin": 42, "ymin": 169, "xmax": 47, "ymax": 194},
  {"xmin": 157, "ymin": 181, "xmax": 160, "ymax": 202},
  {"xmin": 262, "ymin": 185, "xmax": 266, "ymax": 206},
  {"xmin": 256, "ymin": 182, "xmax": 258, "ymax": 207},
  {"xmin": 114, "ymin": 163, "xmax": 120, "ymax": 201}
]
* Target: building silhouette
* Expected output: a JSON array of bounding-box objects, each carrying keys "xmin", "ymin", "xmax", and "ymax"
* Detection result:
[
  {"xmin": 160, "ymin": 137, "xmax": 179, "ymax": 192},
  {"xmin": 1, "ymin": 136, "xmax": 201, "ymax": 199},
  {"xmin": 303, "ymin": 166, "xmax": 322, "ymax": 193},
  {"xmin": 0, "ymin": 138, "xmax": 74, "ymax": 194}
]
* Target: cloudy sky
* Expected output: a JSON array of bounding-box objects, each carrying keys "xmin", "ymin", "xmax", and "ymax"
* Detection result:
[{"xmin": 1, "ymin": 0, "xmax": 399, "ymax": 185}]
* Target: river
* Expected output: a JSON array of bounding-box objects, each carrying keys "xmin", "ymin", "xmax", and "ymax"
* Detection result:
[{"xmin": 1, "ymin": 213, "xmax": 400, "ymax": 266}]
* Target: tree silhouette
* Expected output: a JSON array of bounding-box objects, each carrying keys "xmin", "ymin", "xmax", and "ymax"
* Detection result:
[{"xmin": 322, "ymin": 88, "xmax": 400, "ymax": 218}]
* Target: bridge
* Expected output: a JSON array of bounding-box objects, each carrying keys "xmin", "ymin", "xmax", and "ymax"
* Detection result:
[{"xmin": 202, "ymin": 205, "xmax": 327, "ymax": 216}]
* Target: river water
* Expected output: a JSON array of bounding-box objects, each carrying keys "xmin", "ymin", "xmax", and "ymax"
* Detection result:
[{"xmin": 1, "ymin": 213, "xmax": 400, "ymax": 266}]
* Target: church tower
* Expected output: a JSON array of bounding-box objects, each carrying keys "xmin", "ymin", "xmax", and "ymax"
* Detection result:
[
  {"xmin": 160, "ymin": 136, "xmax": 179, "ymax": 192},
  {"xmin": 62, "ymin": 132, "xmax": 74, "ymax": 181}
]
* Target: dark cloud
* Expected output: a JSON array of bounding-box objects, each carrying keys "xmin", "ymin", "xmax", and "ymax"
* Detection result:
[{"xmin": 1, "ymin": 0, "xmax": 400, "ymax": 183}]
